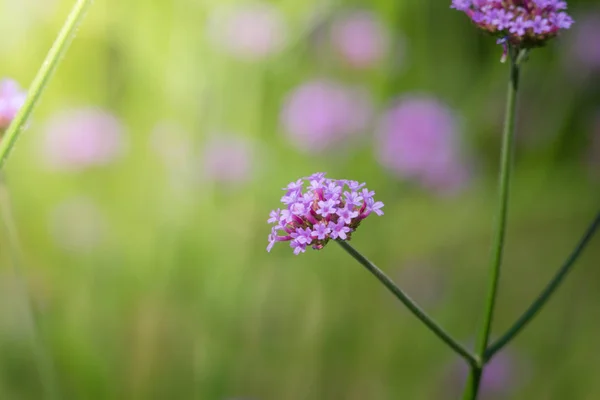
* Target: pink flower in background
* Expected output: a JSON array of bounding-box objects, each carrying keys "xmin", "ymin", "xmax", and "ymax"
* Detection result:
[
  {"xmin": 49, "ymin": 197, "xmax": 106, "ymax": 253},
  {"xmin": 444, "ymin": 350, "xmax": 527, "ymax": 399},
  {"xmin": 569, "ymin": 12, "xmax": 600, "ymax": 72},
  {"xmin": 375, "ymin": 95, "xmax": 471, "ymax": 195},
  {"xmin": 281, "ymin": 79, "xmax": 373, "ymax": 152},
  {"xmin": 42, "ymin": 108, "xmax": 126, "ymax": 171},
  {"xmin": 208, "ymin": 3, "xmax": 287, "ymax": 60},
  {"xmin": 201, "ymin": 136, "xmax": 255, "ymax": 185},
  {"xmin": 330, "ymin": 10, "xmax": 389, "ymax": 69},
  {"xmin": 0, "ymin": 79, "xmax": 26, "ymax": 131}
]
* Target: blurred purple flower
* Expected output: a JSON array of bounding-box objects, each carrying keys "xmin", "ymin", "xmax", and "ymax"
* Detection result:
[
  {"xmin": 201, "ymin": 136, "xmax": 255, "ymax": 185},
  {"xmin": 375, "ymin": 95, "xmax": 471, "ymax": 195},
  {"xmin": 569, "ymin": 12, "xmax": 600, "ymax": 72},
  {"xmin": 49, "ymin": 197, "xmax": 106, "ymax": 253},
  {"xmin": 281, "ymin": 79, "xmax": 373, "ymax": 152},
  {"xmin": 208, "ymin": 3, "xmax": 287, "ymax": 61},
  {"xmin": 445, "ymin": 351, "xmax": 524, "ymax": 399},
  {"xmin": 42, "ymin": 108, "xmax": 126, "ymax": 171},
  {"xmin": 330, "ymin": 10, "xmax": 389, "ymax": 69},
  {"xmin": 0, "ymin": 79, "xmax": 26, "ymax": 131}
]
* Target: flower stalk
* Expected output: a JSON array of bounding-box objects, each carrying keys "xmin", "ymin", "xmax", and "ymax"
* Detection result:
[
  {"xmin": 0, "ymin": 0, "xmax": 93, "ymax": 171},
  {"xmin": 486, "ymin": 210, "xmax": 600, "ymax": 360},
  {"xmin": 461, "ymin": 46, "xmax": 522, "ymax": 400},
  {"xmin": 336, "ymin": 240, "xmax": 479, "ymax": 368}
]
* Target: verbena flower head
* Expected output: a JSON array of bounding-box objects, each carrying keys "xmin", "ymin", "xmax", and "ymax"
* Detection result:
[
  {"xmin": 267, "ymin": 173, "xmax": 384, "ymax": 255},
  {"xmin": 0, "ymin": 79, "xmax": 26, "ymax": 132},
  {"xmin": 451, "ymin": 0, "xmax": 574, "ymax": 55}
]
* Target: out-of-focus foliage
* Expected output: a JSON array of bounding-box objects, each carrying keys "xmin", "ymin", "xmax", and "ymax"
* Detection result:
[{"xmin": 0, "ymin": 0, "xmax": 598, "ymax": 399}]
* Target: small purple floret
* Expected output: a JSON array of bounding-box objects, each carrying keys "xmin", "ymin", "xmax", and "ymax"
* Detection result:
[
  {"xmin": 328, "ymin": 220, "xmax": 352, "ymax": 240},
  {"xmin": 530, "ymin": 15, "xmax": 550, "ymax": 34},
  {"xmin": 267, "ymin": 209, "xmax": 280, "ymax": 224},
  {"xmin": 312, "ymin": 223, "xmax": 331, "ymax": 240},
  {"xmin": 451, "ymin": 0, "xmax": 472, "ymax": 11}
]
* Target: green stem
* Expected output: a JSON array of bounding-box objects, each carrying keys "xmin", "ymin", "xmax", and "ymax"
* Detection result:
[
  {"xmin": 0, "ymin": 0, "xmax": 93, "ymax": 171},
  {"xmin": 486, "ymin": 210, "xmax": 600, "ymax": 360},
  {"xmin": 462, "ymin": 50, "xmax": 521, "ymax": 400},
  {"xmin": 336, "ymin": 240, "xmax": 479, "ymax": 367},
  {"xmin": 0, "ymin": 177, "xmax": 59, "ymax": 399}
]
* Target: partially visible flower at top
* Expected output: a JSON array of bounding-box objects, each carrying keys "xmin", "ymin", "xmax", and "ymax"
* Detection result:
[
  {"xmin": 329, "ymin": 10, "xmax": 390, "ymax": 69},
  {"xmin": 375, "ymin": 95, "xmax": 471, "ymax": 196},
  {"xmin": 451, "ymin": 0, "xmax": 574, "ymax": 57},
  {"xmin": 201, "ymin": 136, "xmax": 256, "ymax": 186},
  {"xmin": 280, "ymin": 79, "xmax": 373, "ymax": 152},
  {"xmin": 207, "ymin": 2, "xmax": 287, "ymax": 61},
  {"xmin": 267, "ymin": 173, "xmax": 384, "ymax": 255},
  {"xmin": 0, "ymin": 79, "xmax": 26, "ymax": 132},
  {"xmin": 49, "ymin": 196, "xmax": 106, "ymax": 254},
  {"xmin": 42, "ymin": 108, "xmax": 126, "ymax": 171}
]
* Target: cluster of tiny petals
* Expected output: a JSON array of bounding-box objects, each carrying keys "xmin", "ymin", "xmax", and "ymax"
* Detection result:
[
  {"xmin": 267, "ymin": 173, "xmax": 384, "ymax": 255},
  {"xmin": 451, "ymin": 0, "xmax": 573, "ymax": 49}
]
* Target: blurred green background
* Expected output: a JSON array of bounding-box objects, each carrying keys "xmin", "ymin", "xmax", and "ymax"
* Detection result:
[{"xmin": 0, "ymin": 0, "xmax": 599, "ymax": 399}]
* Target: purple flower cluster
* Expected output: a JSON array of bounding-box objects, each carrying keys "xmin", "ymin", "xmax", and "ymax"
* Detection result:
[
  {"xmin": 451, "ymin": 0, "xmax": 574, "ymax": 49},
  {"xmin": 267, "ymin": 173, "xmax": 384, "ymax": 255}
]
